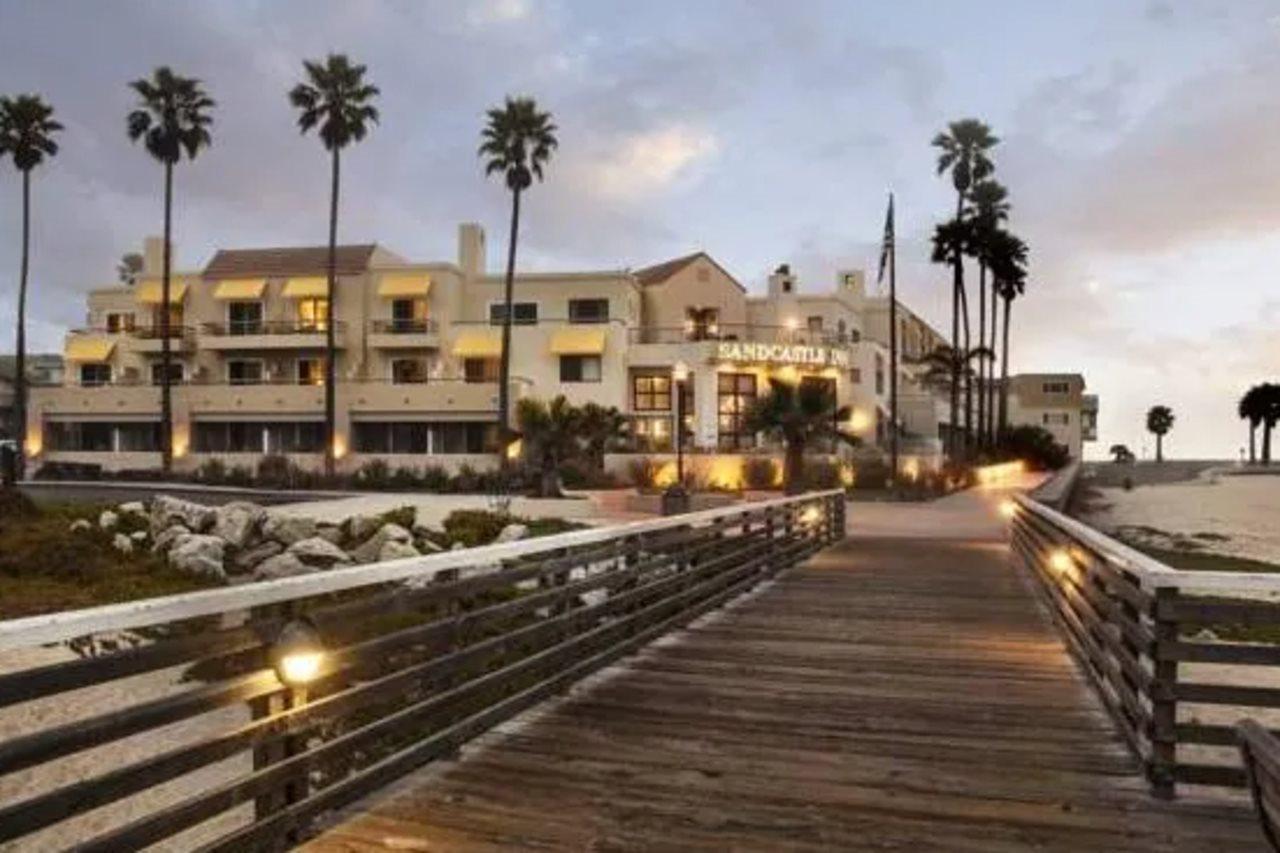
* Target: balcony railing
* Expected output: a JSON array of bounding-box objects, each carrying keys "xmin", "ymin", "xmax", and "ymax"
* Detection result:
[
  {"xmin": 628, "ymin": 324, "xmax": 860, "ymax": 346},
  {"xmin": 370, "ymin": 319, "xmax": 439, "ymax": 335},
  {"xmin": 200, "ymin": 321, "xmax": 346, "ymax": 336}
]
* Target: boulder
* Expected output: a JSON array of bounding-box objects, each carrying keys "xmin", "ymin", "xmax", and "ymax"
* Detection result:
[
  {"xmin": 262, "ymin": 515, "xmax": 317, "ymax": 547},
  {"xmin": 378, "ymin": 540, "xmax": 420, "ymax": 563},
  {"xmin": 212, "ymin": 501, "xmax": 266, "ymax": 549},
  {"xmin": 350, "ymin": 523, "xmax": 413, "ymax": 564},
  {"xmin": 112, "ymin": 533, "xmax": 133, "ymax": 554},
  {"xmin": 411, "ymin": 507, "xmax": 436, "ymax": 537},
  {"xmin": 118, "ymin": 501, "xmax": 146, "ymax": 517},
  {"xmin": 416, "ymin": 537, "xmax": 444, "ymax": 554},
  {"xmin": 346, "ymin": 515, "xmax": 380, "ymax": 543},
  {"xmin": 169, "ymin": 534, "xmax": 226, "ymax": 581},
  {"xmin": 494, "ymin": 523, "xmax": 529, "ymax": 544},
  {"xmin": 252, "ymin": 552, "xmax": 317, "ymax": 581},
  {"xmin": 151, "ymin": 495, "xmax": 215, "ymax": 534},
  {"xmin": 288, "ymin": 536, "xmax": 352, "ymax": 568},
  {"xmin": 316, "ymin": 523, "xmax": 343, "ymax": 545},
  {"xmin": 450, "ymin": 541, "xmax": 465, "ymax": 551},
  {"xmin": 69, "ymin": 519, "xmax": 92, "ymax": 533},
  {"xmin": 98, "ymin": 510, "xmax": 119, "ymax": 531},
  {"xmin": 152, "ymin": 524, "xmax": 191, "ymax": 555},
  {"xmin": 130, "ymin": 530, "xmax": 149, "ymax": 543},
  {"xmin": 231, "ymin": 540, "xmax": 284, "ymax": 574}
]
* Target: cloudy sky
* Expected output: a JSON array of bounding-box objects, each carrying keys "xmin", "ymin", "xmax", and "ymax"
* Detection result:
[{"xmin": 1, "ymin": 0, "xmax": 1277, "ymax": 459}]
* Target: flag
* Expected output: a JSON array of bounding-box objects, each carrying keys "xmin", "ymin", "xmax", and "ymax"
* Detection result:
[{"xmin": 877, "ymin": 192, "xmax": 895, "ymax": 286}]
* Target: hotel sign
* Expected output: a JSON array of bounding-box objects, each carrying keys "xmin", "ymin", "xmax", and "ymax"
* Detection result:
[{"xmin": 715, "ymin": 341, "xmax": 851, "ymax": 369}]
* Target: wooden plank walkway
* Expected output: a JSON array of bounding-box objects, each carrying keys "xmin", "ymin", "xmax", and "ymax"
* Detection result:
[{"xmin": 305, "ymin": 535, "xmax": 1262, "ymax": 851}]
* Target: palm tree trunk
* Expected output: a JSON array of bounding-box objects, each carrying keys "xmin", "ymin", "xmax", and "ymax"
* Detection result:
[
  {"xmin": 998, "ymin": 296, "xmax": 1011, "ymax": 433},
  {"xmin": 1156, "ymin": 434, "xmax": 1164, "ymax": 463},
  {"xmin": 14, "ymin": 170, "xmax": 30, "ymax": 480},
  {"xmin": 960, "ymin": 282, "xmax": 972, "ymax": 459},
  {"xmin": 1249, "ymin": 423, "xmax": 1257, "ymax": 464},
  {"xmin": 1264, "ymin": 421, "xmax": 1274, "ymax": 466},
  {"xmin": 497, "ymin": 186, "xmax": 522, "ymax": 470},
  {"xmin": 784, "ymin": 439, "xmax": 805, "ymax": 496},
  {"xmin": 323, "ymin": 148, "xmax": 340, "ymax": 480},
  {"xmin": 160, "ymin": 161, "xmax": 174, "ymax": 475},
  {"xmin": 977, "ymin": 260, "xmax": 986, "ymax": 452},
  {"xmin": 989, "ymin": 276, "xmax": 999, "ymax": 444}
]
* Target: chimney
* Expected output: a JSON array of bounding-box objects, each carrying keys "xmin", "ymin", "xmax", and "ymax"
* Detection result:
[
  {"xmin": 142, "ymin": 236, "xmax": 169, "ymax": 277},
  {"xmin": 838, "ymin": 269, "xmax": 865, "ymax": 301},
  {"xmin": 458, "ymin": 223, "xmax": 486, "ymax": 278},
  {"xmin": 767, "ymin": 263, "xmax": 796, "ymax": 298}
]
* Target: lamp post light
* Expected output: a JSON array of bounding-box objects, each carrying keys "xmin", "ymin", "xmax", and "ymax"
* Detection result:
[
  {"xmin": 264, "ymin": 618, "xmax": 325, "ymax": 818},
  {"xmin": 663, "ymin": 361, "xmax": 691, "ymax": 515}
]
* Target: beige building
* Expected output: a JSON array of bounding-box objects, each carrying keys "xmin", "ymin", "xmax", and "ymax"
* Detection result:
[
  {"xmin": 28, "ymin": 223, "xmax": 969, "ymax": 477},
  {"xmin": 1006, "ymin": 373, "xmax": 1099, "ymax": 460}
]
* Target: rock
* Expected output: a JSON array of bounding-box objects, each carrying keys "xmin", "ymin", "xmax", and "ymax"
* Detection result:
[
  {"xmin": 494, "ymin": 523, "xmax": 529, "ymax": 544},
  {"xmin": 252, "ymin": 552, "xmax": 317, "ymax": 581},
  {"xmin": 69, "ymin": 519, "xmax": 92, "ymax": 533},
  {"xmin": 378, "ymin": 540, "xmax": 420, "ymax": 563},
  {"xmin": 350, "ymin": 523, "xmax": 413, "ymax": 564},
  {"xmin": 212, "ymin": 501, "xmax": 266, "ymax": 549},
  {"xmin": 346, "ymin": 515, "xmax": 380, "ymax": 543},
  {"xmin": 416, "ymin": 538, "xmax": 444, "ymax": 554},
  {"xmin": 151, "ymin": 495, "xmax": 215, "ymax": 534},
  {"xmin": 112, "ymin": 533, "xmax": 133, "ymax": 554},
  {"xmin": 262, "ymin": 515, "xmax": 317, "ymax": 547},
  {"xmin": 118, "ymin": 501, "xmax": 146, "ymax": 516},
  {"xmin": 152, "ymin": 524, "xmax": 191, "ymax": 555},
  {"xmin": 98, "ymin": 510, "xmax": 119, "ymax": 531},
  {"xmin": 130, "ymin": 530, "xmax": 149, "ymax": 543},
  {"xmin": 411, "ymin": 507, "xmax": 436, "ymax": 536},
  {"xmin": 231, "ymin": 540, "xmax": 284, "ymax": 574},
  {"xmin": 288, "ymin": 536, "xmax": 352, "ymax": 568},
  {"xmin": 316, "ymin": 523, "xmax": 343, "ymax": 545},
  {"xmin": 1192, "ymin": 628, "xmax": 1220, "ymax": 643},
  {"xmin": 450, "ymin": 542, "xmax": 465, "ymax": 551},
  {"xmin": 169, "ymin": 534, "xmax": 226, "ymax": 581}
]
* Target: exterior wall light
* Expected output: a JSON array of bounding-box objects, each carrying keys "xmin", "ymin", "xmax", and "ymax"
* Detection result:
[{"xmin": 272, "ymin": 619, "xmax": 325, "ymax": 688}]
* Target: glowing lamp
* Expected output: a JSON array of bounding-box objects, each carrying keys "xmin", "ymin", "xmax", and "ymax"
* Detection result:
[
  {"xmin": 784, "ymin": 317, "xmax": 799, "ymax": 331},
  {"xmin": 506, "ymin": 438, "xmax": 523, "ymax": 461},
  {"xmin": 672, "ymin": 361, "xmax": 690, "ymax": 382},
  {"xmin": 848, "ymin": 410, "xmax": 871, "ymax": 433},
  {"xmin": 799, "ymin": 505, "xmax": 823, "ymax": 527},
  {"xmin": 999, "ymin": 499, "xmax": 1017, "ymax": 519},
  {"xmin": 272, "ymin": 620, "xmax": 325, "ymax": 687},
  {"xmin": 24, "ymin": 436, "xmax": 42, "ymax": 457},
  {"xmin": 1049, "ymin": 549, "xmax": 1073, "ymax": 574},
  {"xmin": 332, "ymin": 436, "xmax": 348, "ymax": 460}
]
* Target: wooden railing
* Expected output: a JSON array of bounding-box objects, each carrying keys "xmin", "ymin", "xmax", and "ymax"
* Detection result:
[
  {"xmin": 1011, "ymin": 494, "xmax": 1280, "ymax": 798},
  {"xmin": 0, "ymin": 490, "xmax": 844, "ymax": 850}
]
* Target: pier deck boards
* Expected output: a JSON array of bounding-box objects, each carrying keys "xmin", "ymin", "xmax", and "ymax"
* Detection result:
[{"xmin": 304, "ymin": 536, "xmax": 1262, "ymax": 851}]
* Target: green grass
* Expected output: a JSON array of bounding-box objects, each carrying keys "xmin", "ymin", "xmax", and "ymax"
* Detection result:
[{"xmin": 1130, "ymin": 544, "xmax": 1280, "ymax": 575}]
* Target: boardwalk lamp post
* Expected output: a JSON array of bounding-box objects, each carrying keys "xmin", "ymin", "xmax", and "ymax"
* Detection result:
[
  {"xmin": 272, "ymin": 619, "xmax": 324, "ymax": 690},
  {"xmin": 663, "ymin": 361, "xmax": 691, "ymax": 515}
]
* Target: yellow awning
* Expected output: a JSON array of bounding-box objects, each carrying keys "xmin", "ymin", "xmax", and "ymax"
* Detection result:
[
  {"xmin": 452, "ymin": 331, "xmax": 502, "ymax": 358},
  {"xmin": 135, "ymin": 279, "xmax": 189, "ymax": 305},
  {"xmin": 213, "ymin": 278, "xmax": 267, "ymax": 300},
  {"xmin": 549, "ymin": 328, "xmax": 607, "ymax": 355},
  {"xmin": 282, "ymin": 277, "xmax": 329, "ymax": 298},
  {"xmin": 65, "ymin": 337, "xmax": 116, "ymax": 362},
  {"xmin": 378, "ymin": 273, "xmax": 431, "ymax": 298}
]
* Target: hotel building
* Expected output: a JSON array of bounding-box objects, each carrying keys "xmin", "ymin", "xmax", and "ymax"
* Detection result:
[
  {"xmin": 1005, "ymin": 373, "xmax": 1099, "ymax": 460},
  {"xmin": 29, "ymin": 223, "xmax": 1085, "ymax": 477}
]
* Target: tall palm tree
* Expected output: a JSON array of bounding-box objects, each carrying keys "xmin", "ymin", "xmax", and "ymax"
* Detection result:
[
  {"xmin": 968, "ymin": 179, "xmax": 1010, "ymax": 449},
  {"xmin": 127, "ymin": 68, "xmax": 214, "ymax": 475},
  {"xmin": 930, "ymin": 218, "xmax": 974, "ymax": 453},
  {"xmin": 932, "ymin": 119, "xmax": 998, "ymax": 460},
  {"xmin": 989, "ymin": 230, "xmax": 1028, "ymax": 435},
  {"xmin": 289, "ymin": 54, "xmax": 380, "ymax": 480},
  {"xmin": 0, "ymin": 95, "xmax": 61, "ymax": 478},
  {"xmin": 480, "ymin": 96, "xmax": 558, "ymax": 467},
  {"xmin": 1238, "ymin": 384, "xmax": 1266, "ymax": 465},
  {"xmin": 743, "ymin": 378, "xmax": 854, "ymax": 495},
  {"xmin": 1146, "ymin": 405, "xmax": 1175, "ymax": 463}
]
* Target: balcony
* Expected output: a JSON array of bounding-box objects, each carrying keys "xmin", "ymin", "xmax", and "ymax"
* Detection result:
[
  {"xmin": 127, "ymin": 325, "xmax": 195, "ymax": 354},
  {"xmin": 367, "ymin": 318, "xmax": 440, "ymax": 350},
  {"xmin": 629, "ymin": 323, "xmax": 860, "ymax": 347},
  {"xmin": 198, "ymin": 321, "xmax": 347, "ymax": 351}
]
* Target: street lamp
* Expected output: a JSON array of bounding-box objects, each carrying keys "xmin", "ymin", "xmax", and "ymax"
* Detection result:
[{"xmin": 663, "ymin": 361, "xmax": 691, "ymax": 515}]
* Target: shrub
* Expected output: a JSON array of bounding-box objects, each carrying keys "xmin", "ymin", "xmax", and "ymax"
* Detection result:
[
  {"xmin": 377, "ymin": 505, "xmax": 416, "ymax": 531},
  {"xmin": 559, "ymin": 459, "xmax": 621, "ymax": 489},
  {"xmin": 627, "ymin": 456, "xmax": 663, "ymax": 490},
  {"xmin": 996, "ymin": 425, "xmax": 1070, "ymax": 472},
  {"xmin": 442, "ymin": 509, "xmax": 514, "ymax": 547},
  {"xmin": 802, "ymin": 458, "xmax": 843, "ymax": 491},
  {"xmin": 390, "ymin": 466, "xmax": 422, "ymax": 490},
  {"xmin": 353, "ymin": 459, "xmax": 392, "ymax": 490},
  {"xmin": 195, "ymin": 458, "xmax": 227, "ymax": 485},
  {"xmin": 0, "ymin": 488, "xmax": 38, "ymax": 520},
  {"xmin": 255, "ymin": 455, "xmax": 293, "ymax": 489},
  {"xmin": 419, "ymin": 465, "xmax": 451, "ymax": 492},
  {"xmin": 225, "ymin": 465, "xmax": 254, "ymax": 487},
  {"xmin": 742, "ymin": 456, "xmax": 778, "ymax": 491},
  {"xmin": 852, "ymin": 458, "xmax": 892, "ymax": 491}
]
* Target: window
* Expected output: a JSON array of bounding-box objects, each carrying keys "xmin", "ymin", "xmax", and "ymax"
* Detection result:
[
  {"xmin": 391, "ymin": 358, "xmax": 429, "ymax": 384},
  {"xmin": 298, "ymin": 298, "xmax": 329, "ymax": 331},
  {"xmin": 685, "ymin": 307, "xmax": 719, "ymax": 341},
  {"xmin": 1043, "ymin": 413, "xmax": 1070, "ymax": 426},
  {"xmin": 569, "ymin": 298, "xmax": 609, "ymax": 324},
  {"xmin": 228, "ymin": 301, "xmax": 263, "ymax": 335},
  {"xmin": 1043, "ymin": 382, "xmax": 1070, "ymax": 394},
  {"xmin": 633, "ymin": 374, "xmax": 672, "ymax": 411},
  {"xmin": 390, "ymin": 298, "xmax": 429, "ymax": 332},
  {"xmin": 150, "ymin": 304, "xmax": 184, "ymax": 337},
  {"xmin": 560, "ymin": 355, "xmax": 602, "ymax": 383},
  {"xmin": 850, "ymin": 367, "xmax": 862, "ymax": 384},
  {"xmin": 464, "ymin": 357, "xmax": 500, "ymax": 383},
  {"xmin": 193, "ymin": 421, "xmax": 323, "ymax": 454},
  {"xmin": 79, "ymin": 364, "xmax": 111, "ymax": 387},
  {"xmin": 265, "ymin": 422, "xmax": 324, "ymax": 453},
  {"xmin": 632, "ymin": 416, "xmax": 672, "ymax": 452},
  {"xmin": 875, "ymin": 353, "xmax": 885, "ymax": 395},
  {"xmin": 489, "ymin": 302, "xmax": 537, "ymax": 325},
  {"xmin": 717, "ymin": 372, "xmax": 757, "ymax": 450},
  {"xmin": 47, "ymin": 421, "xmax": 113, "ymax": 452},
  {"xmin": 228, "ymin": 360, "xmax": 263, "ymax": 386},
  {"xmin": 836, "ymin": 319, "xmax": 847, "ymax": 342},
  {"xmin": 352, "ymin": 421, "xmax": 497, "ymax": 454},
  {"xmin": 807, "ymin": 316, "xmax": 823, "ymax": 332},
  {"xmin": 106, "ymin": 312, "xmax": 135, "ymax": 334},
  {"xmin": 117, "ymin": 422, "xmax": 162, "ymax": 452},
  {"xmin": 150, "ymin": 362, "xmax": 183, "ymax": 386},
  {"xmin": 297, "ymin": 358, "xmax": 324, "ymax": 386}
]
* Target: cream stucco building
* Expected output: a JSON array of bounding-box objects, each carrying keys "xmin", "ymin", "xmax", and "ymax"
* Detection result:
[{"xmin": 1005, "ymin": 373, "xmax": 1099, "ymax": 460}]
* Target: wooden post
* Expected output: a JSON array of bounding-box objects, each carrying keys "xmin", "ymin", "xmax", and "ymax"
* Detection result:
[{"xmin": 1149, "ymin": 585, "xmax": 1179, "ymax": 800}]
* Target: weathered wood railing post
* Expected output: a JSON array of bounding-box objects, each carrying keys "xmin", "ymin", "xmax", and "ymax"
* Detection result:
[{"xmin": 1149, "ymin": 584, "xmax": 1180, "ymax": 799}]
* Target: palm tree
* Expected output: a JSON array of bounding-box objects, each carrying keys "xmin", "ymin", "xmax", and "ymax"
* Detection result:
[
  {"xmin": 929, "ymin": 217, "xmax": 975, "ymax": 455},
  {"xmin": 517, "ymin": 396, "xmax": 580, "ymax": 497},
  {"xmin": 743, "ymin": 378, "xmax": 854, "ymax": 495},
  {"xmin": 1109, "ymin": 444, "xmax": 1135, "ymax": 463},
  {"xmin": 0, "ymin": 95, "xmax": 61, "ymax": 479},
  {"xmin": 289, "ymin": 54, "xmax": 380, "ymax": 480},
  {"xmin": 1239, "ymin": 385, "xmax": 1266, "ymax": 465},
  {"xmin": 578, "ymin": 402, "xmax": 627, "ymax": 472},
  {"xmin": 968, "ymin": 179, "xmax": 1009, "ymax": 449},
  {"xmin": 117, "ymin": 252, "xmax": 144, "ymax": 286},
  {"xmin": 1258, "ymin": 383, "xmax": 1280, "ymax": 466},
  {"xmin": 932, "ymin": 119, "xmax": 998, "ymax": 459},
  {"xmin": 127, "ymin": 68, "xmax": 214, "ymax": 475},
  {"xmin": 479, "ymin": 97, "xmax": 558, "ymax": 466},
  {"xmin": 989, "ymin": 230, "xmax": 1028, "ymax": 435},
  {"xmin": 1146, "ymin": 405, "xmax": 1175, "ymax": 463}
]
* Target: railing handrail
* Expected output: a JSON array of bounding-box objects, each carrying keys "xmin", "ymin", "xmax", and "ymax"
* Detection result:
[
  {"xmin": 0, "ymin": 489, "xmax": 842, "ymax": 652},
  {"xmin": 200, "ymin": 320, "xmax": 347, "ymax": 335}
]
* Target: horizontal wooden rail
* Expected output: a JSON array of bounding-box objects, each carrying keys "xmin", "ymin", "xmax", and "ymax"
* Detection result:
[
  {"xmin": 0, "ymin": 490, "xmax": 844, "ymax": 850},
  {"xmin": 1010, "ymin": 493, "xmax": 1280, "ymax": 799}
]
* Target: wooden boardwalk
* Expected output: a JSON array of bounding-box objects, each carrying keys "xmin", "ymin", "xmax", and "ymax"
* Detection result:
[{"xmin": 305, "ymin": 535, "xmax": 1262, "ymax": 851}]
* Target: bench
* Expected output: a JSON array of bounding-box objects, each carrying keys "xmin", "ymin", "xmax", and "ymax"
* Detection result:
[{"xmin": 1237, "ymin": 719, "xmax": 1280, "ymax": 851}]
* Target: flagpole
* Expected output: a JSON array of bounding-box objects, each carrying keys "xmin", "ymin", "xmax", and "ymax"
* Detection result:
[{"xmin": 888, "ymin": 193, "xmax": 899, "ymax": 484}]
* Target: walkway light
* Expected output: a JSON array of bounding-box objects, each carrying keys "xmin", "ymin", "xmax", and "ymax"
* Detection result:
[
  {"xmin": 999, "ymin": 499, "xmax": 1017, "ymax": 519},
  {"xmin": 1049, "ymin": 549, "xmax": 1073, "ymax": 575},
  {"xmin": 272, "ymin": 620, "xmax": 325, "ymax": 687},
  {"xmin": 799, "ymin": 505, "xmax": 822, "ymax": 527}
]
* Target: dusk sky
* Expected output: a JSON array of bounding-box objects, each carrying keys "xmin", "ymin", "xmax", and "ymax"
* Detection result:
[{"xmin": 1, "ymin": 0, "xmax": 1277, "ymax": 459}]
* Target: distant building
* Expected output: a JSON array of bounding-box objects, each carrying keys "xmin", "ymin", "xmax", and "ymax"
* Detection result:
[
  {"xmin": 0, "ymin": 354, "xmax": 64, "ymax": 440},
  {"xmin": 1005, "ymin": 373, "xmax": 1099, "ymax": 460}
]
